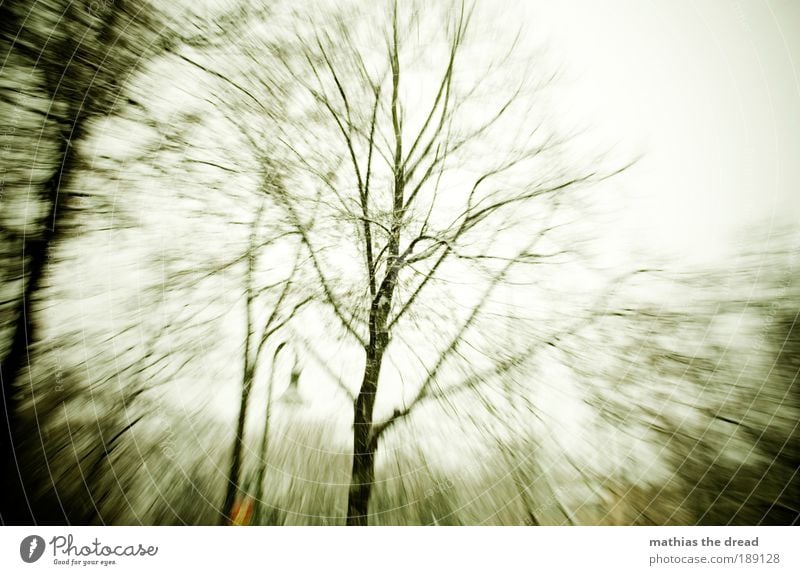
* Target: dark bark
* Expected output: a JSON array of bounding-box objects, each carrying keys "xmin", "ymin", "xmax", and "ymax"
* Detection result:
[
  {"xmin": 346, "ymin": 343, "xmax": 386, "ymax": 525},
  {"xmin": 220, "ymin": 367, "xmax": 254, "ymax": 525},
  {"xmin": 0, "ymin": 126, "xmax": 76, "ymax": 524},
  {"xmin": 347, "ymin": 290, "xmax": 393, "ymax": 524}
]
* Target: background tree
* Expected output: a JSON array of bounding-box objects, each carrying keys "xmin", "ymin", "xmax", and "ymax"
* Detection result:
[
  {"xmin": 0, "ymin": 0, "xmax": 186, "ymax": 524},
  {"xmin": 0, "ymin": 0, "xmax": 283, "ymax": 523}
]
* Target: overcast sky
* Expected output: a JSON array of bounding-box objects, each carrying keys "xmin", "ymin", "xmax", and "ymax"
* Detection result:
[{"xmin": 520, "ymin": 0, "xmax": 799, "ymax": 266}]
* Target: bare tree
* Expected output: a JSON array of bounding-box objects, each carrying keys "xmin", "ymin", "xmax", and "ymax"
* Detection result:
[
  {"xmin": 235, "ymin": 0, "xmax": 635, "ymax": 524},
  {"xmin": 218, "ymin": 201, "xmax": 310, "ymax": 524}
]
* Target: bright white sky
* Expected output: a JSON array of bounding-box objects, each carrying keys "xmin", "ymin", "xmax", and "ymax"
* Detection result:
[
  {"xmin": 520, "ymin": 0, "xmax": 800, "ymax": 266},
  {"xmin": 170, "ymin": 0, "xmax": 800, "ymax": 267}
]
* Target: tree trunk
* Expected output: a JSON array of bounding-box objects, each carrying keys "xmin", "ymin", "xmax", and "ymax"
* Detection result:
[
  {"xmin": 0, "ymin": 126, "xmax": 75, "ymax": 525},
  {"xmin": 346, "ymin": 342, "xmax": 386, "ymax": 525},
  {"xmin": 220, "ymin": 369, "xmax": 253, "ymax": 525},
  {"xmin": 346, "ymin": 227, "xmax": 397, "ymax": 524}
]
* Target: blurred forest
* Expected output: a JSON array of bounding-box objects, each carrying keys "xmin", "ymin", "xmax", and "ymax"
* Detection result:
[{"xmin": 0, "ymin": 0, "xmax": 797, "ymax": 526}]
